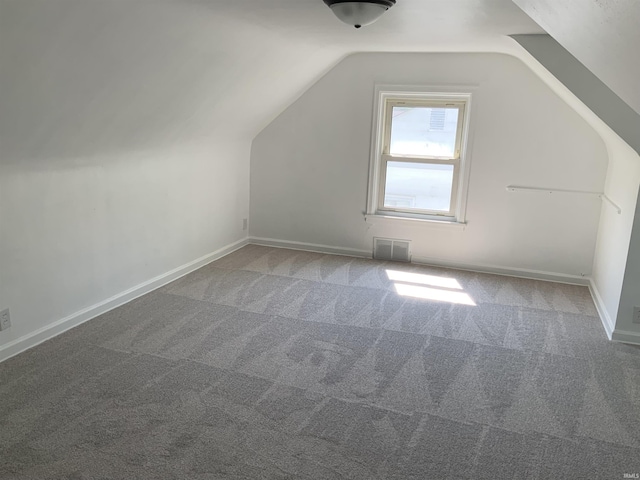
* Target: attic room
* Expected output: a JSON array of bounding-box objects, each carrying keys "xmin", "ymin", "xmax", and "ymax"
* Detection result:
[{"xmin": 1, "ymin": 0, "xmax": 640, "ymax": 477}]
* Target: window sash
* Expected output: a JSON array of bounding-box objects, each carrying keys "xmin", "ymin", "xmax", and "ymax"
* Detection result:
[
  {"xmin": 378, "ymin": 154, "xmax": 460, "ymax": 217},
  {"xmin": 382, "ymin": 99, "xmax": 466, "ymax": 160}
]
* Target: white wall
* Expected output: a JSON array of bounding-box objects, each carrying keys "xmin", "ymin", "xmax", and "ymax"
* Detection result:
[
  {"xmin": 250, "ymin": 52, "xmax": 608, "ymax": 278},
  {"xmin": 0, "ymin": 1, "xmax": 257, "ymax": 354},
  {"xmin": 506, "ymin": 36, "xmax": 640, "ymax": 340},
  {"xmin": 592, "ymin": 142, "xmax": 640, "ymax": 336},
  {"xmin": 0, "ymin": 141, "xmax": 249, "ymax": 348}
]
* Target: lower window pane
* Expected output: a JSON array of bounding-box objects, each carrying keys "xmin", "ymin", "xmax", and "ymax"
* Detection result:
[{"xmin": 384, "ymin": 161, "xmax": 454, "ymax": 212}]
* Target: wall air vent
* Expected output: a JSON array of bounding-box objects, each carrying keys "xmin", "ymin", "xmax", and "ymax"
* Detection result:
[{"xmin": 373, "ymin": 237, "xmax": 411, "ymax": 262}]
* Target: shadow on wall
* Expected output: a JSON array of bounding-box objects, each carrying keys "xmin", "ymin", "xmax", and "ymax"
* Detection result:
[
  {"xmin": 0, "ymin": 1, "xmax": 229, "ymax": 165},
  {"xmin": 0, "ymin": 0, "xmax": 331, "ymax": 167}
]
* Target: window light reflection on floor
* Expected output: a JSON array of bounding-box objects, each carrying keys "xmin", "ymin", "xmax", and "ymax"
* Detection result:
[
  {"xmin": 386, "ymin": 269, "xmax": 477, "ymax": 306},
  {"xmin": 386, "ymin": 269, "xmax": 463, "ymax": 290}
]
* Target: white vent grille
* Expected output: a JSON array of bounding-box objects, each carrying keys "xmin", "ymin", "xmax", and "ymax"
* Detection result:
[
  {"xmin": 391, "ymin": 241, "xmax": 410, "ymax": 262},
  {"xmin": 373, "ymin": 238, "xmax": 411, "ymax": 262}
]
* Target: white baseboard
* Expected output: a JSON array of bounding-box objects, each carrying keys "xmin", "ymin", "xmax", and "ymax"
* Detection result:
[
  {"xmin": 252, "ymin": 239, "xmax": 638, "ymax": 345},
  {"xmin": 0, "ymin": 238, "xmax": 249, "ymax": 364},
  {"xmin": 588, "ymin": 280, "xmax": 615, "ymax": 340},
  {"xmin": 250, "ymin": 237, "xmax": 589, "ymax": 285},
  {"xmin": 611, "ymin": 329, "xmax": 640, "ymax": 345},
  {"xmin": 249, "ymin": 237, "xmax": 371, "ymax": 258},
  {"xmin": 3, "ymin": 235, "xmax": 624, "ymax": 363},
  {"xmin": 411, "ymin": 255, "xmax": 590, "ymax": 286}
]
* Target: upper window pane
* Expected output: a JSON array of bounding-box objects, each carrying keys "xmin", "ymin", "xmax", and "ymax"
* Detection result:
[{"xmin": 389, "ymin": 106, "xmax": 459, "ymax": 158}]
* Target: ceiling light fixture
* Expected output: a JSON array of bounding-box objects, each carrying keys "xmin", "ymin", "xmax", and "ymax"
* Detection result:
[{"xmin": 323, "ymin": 0, "xmax": 396, "ymax": 29}]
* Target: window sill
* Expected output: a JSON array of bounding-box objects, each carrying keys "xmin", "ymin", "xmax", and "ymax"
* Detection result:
[{"xmin": 364, "ymin": 214, "xmax": 467, "ymax": 229}]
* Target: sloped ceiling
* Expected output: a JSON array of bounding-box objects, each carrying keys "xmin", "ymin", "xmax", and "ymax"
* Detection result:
[
  {"xmin": 513, "ymin": 0, "xmax": 640, "ymax": 115},
  {"xmin": 183, "ymin": 0, "xmax": 546, "ymax": 137},
  {"xmin": 0, "ymin": 0, "xmax": 543, "ymax": 163}
]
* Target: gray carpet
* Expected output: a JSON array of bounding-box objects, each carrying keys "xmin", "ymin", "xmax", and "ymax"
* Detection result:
[{"xmin": 2, "ymin": 245, "xmax": 640, "ymax": 479}]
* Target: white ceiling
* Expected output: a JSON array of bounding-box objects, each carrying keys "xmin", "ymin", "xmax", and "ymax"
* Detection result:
[
  {"xmin": 184, "ymin": 0, "xmax": 545, "ymax": 136},
  {"xmin": 203, "ymin": 0, "xmax": 544, "ymax": 52},
  {"xmin": 0, "ymin": 0, "xmax": 544, "ymax": 163},
  {"xmin": 514, "ymin": 0, "xmax": 640, "ymax": 115}
]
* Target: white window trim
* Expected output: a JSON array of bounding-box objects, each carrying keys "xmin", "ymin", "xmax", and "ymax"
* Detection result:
[
  {"xmin": 366, "ymin": 84, "xmax": 476, "ymax": 225},
  {"xmin": 364, "ymin": 213, "xmax": 468, "ymax": 230}
]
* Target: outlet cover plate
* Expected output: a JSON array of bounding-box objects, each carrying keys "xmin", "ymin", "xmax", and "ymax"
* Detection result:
[
  {"xmin": 634, "ymin": 306, "xmax": 640, "ymax": 324},
  {"xmin": 0, "ymin": 309, "xmax": 10, "ymax": 331}
]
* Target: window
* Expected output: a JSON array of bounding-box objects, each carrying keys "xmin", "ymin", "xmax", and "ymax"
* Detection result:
[{"xmin": 367, "ymin": 89, "xmax": 472, "ymax": 223}]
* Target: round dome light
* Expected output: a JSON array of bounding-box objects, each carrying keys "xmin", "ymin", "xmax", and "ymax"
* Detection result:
[{"xmin": 323, "ymin": 0, "xmax": 396, "ymax": 28}]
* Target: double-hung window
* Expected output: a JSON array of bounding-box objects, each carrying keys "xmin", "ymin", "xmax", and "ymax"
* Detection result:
[{"xmin": 368, "ymin": 90, "xmax": 471, "ymax": 223}]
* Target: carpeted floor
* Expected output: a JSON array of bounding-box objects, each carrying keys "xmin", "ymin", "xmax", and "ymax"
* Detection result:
[{"xmin": 1, "ymin": 245, "xmax": 640, "ymax": 479}]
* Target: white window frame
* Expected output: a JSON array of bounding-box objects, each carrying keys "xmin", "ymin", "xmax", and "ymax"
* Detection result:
[{"xmin": 366, "ymin": 85, "xmax": 475, "ymax": 225}]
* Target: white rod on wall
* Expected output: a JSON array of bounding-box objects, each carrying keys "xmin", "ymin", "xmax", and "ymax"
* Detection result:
[
  {"xmin": 599, "ymin": 194, "xmax": 622, "ymax": 214},
  {"xmin": 506, "ymin": 185, "xmax": 622, "ymax": 214}
]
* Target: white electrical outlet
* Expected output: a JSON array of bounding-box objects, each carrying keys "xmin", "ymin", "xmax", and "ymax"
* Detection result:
[
  {"xmin": 0, "ymin": 309, "xmax": 10, "ymax": 331},
  {"xmin": 633, "ymin": 306, "xmax": 640, "ymax": 324}
]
